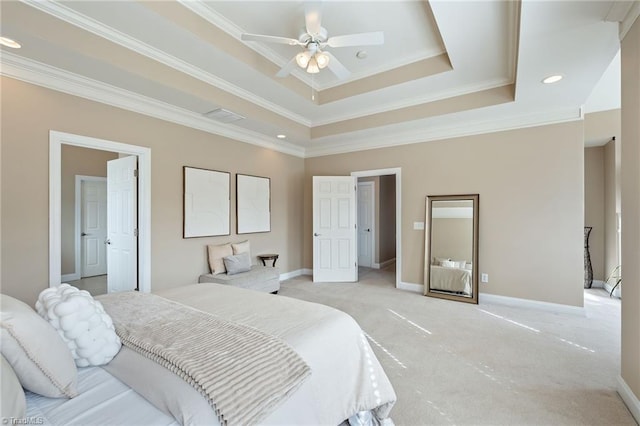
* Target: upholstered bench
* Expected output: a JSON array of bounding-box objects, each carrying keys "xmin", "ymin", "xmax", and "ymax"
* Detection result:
[
  {"xmin": 200, "ymin": 240, "xmax": 280, "ymax": 293},
  {"xmin": 198, "ymin": 265, "xmax": 280, "ymax": 293}
]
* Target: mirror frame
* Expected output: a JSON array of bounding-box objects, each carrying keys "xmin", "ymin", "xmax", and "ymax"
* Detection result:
[{"xmin": 424, "ymin": 194, "xmax": 479, "ymax": 304}]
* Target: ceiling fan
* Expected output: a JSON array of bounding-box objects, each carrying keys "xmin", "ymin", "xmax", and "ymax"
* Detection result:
[{"xmin": 240, "ymin": 4, "xmax": 384, "ymax": 80}]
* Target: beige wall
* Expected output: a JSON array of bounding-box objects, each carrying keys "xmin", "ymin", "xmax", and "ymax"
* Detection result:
[
  {"xmin": 603, "ymin": 138, "xmax": 621, "ymax": 280},
  {"xmin": 61, "ymin": 146, "xmax": 118, "ymax": 275},
  {"xmin": 431, "ymin": 218, "xmax": 472, "ymax": 263},
  {"xmin": 378, "ymin": 175, "xmax": 396, "ymax": 263},
  {"xmin": 584, "ymin": 146, "xmax": 605, "ymax": 281},
  {"xmin": 305, "ymin": 121, "xmax": 585, "ymax": 306},
  {"xmin": 0, "ymin": 77, "xmax": 305, "ymax": 304},
  {"xmin": 620, "ymin": 15, "xmax": 640, "ymax": 407}
]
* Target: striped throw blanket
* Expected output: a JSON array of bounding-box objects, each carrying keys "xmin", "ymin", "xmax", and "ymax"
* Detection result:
[{"xmin": 97, "ymin": 292, "xmax": 311, "ymax": 426}]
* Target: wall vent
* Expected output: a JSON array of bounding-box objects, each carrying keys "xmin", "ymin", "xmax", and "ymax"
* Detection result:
[{"xmin": 203, "ymin": 108, "xmax": 245, "ymax": 123}]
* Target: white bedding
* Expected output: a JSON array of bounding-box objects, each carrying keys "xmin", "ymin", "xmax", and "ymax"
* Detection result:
[
  {"xmin": 99, "ymin": 283, "xmax": 396, "ymax": 425},
  {"xmin": 430, "ymin": 265, "xmax": 472, "ymax": 295},
  {"xmin": 26, "ymin": 366, "xmax": 179, "ymax": 426}
]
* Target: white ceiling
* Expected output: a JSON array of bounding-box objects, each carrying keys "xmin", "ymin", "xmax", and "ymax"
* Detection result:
[{"xmin": 1, "ymin": 0, "xmax": 636, "ymax": 158}]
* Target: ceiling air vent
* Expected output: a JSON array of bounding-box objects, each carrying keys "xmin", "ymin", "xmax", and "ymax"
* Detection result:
[{"xmin": 203, "ymin": 108, "xmax": 245, "ymax": 123}]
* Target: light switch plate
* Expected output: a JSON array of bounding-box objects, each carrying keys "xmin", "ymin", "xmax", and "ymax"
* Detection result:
[
  {"xmin": 414, "ymin": 221, "xmax": 425, "ymax": 230},
  {"xmin": 481, "ymin": 273, "xmax": 489, "ymax": 283}
]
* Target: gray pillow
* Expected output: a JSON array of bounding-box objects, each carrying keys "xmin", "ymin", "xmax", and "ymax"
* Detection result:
[{"xmin": 223, "ymin": 252, "xmax": 251, "ymax": 275}]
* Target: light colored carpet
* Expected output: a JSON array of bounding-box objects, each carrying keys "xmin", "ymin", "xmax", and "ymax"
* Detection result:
[{"xmin": 279, "ymin": 267, "xmax": 636, "ymax": 426}]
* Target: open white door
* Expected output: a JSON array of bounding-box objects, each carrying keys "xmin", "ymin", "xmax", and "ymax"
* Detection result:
[
  {"xmin": 81, "ymin": 179, "xmax": 108, "ymax": 277},
  {"xmin": 107, "ymin": 156, "xmax": 137, "ymax": 293},
  {"xmin": 312, "ymin": 176, "xmax": 357, "ymax": 282}
]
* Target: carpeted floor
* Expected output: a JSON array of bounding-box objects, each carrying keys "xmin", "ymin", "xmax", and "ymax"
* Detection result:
[{"xmin": 279, "ymin": 267, "xmax": 636, "ymax": 426}]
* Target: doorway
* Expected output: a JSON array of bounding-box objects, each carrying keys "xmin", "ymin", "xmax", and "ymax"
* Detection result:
[
  {"xmin": 49, "ymin": 131, "xmax": 151, "ymax": 293},
  {"xmin": 352, "ymin": 168, "xmax": 401, "ymax": 289}
]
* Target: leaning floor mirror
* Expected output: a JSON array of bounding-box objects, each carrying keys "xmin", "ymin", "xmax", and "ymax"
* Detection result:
[{"xmin": 424, "ymin": 194, "xmax": 479, "ymax": 304}]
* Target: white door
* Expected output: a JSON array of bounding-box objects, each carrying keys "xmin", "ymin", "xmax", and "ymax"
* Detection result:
[
  {"xmin": 107, "ymin": 156, "xmax": 138, "ymax": 293},
  {"xmin": 81, "ymin": 179, "xmax": 107, "ymax": 277},
  {"xmin": 357, "ymin": 181, "xmax": 374, "ymax": 268},
  {"xmin": 313, "ymin": 176, "xmax": 357, "ymax": 282}
]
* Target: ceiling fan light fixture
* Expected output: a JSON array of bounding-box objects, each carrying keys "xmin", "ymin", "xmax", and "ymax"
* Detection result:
[
  {"xmin": 296, "ymin": 51, "xmax": 311, "ymax": 68},
  {"xmin": 316, "ymin": 52, "xmax": 330, "ymax": 69},
  {"xmin": 307, "ymin": 57, "xmax": 320, "ymax": 74}
]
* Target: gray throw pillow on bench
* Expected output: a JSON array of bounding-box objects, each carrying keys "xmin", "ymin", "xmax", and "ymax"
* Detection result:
[{"xmin": 223, "ymin": 252, "xmax": 252, "ymax": 275}]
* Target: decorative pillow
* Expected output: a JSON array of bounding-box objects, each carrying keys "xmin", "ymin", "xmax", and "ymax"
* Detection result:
[
  {"xmin": 207, "ymin": 243, "xmax": 233, "ymax": 275},
  {"xmin": 0, "ymin": 294, "xmax": 78, "ymax": 398},
  {"xmin": 223, "ymin": 252, "xmax": 252, "ymax": 275},
  {"xmin": 1, "ymin": 354, "xmax": 26, "ymax": 419},
  {"xmin": 36, "ymin": 284, "xmax": 121, "ymax": 367},
  {"xmin": 434, "ymin": 257, "xmax": 450, "ymax": 265},
  {"xmin": 440, "ymin": 260, "xmax": 456, "ymax": 268},
  {"xmin": 454, "ymin": 260, "xmax": 466, "ymax": 268},
  {"xmin": 231, "ymin": 240, "xmax": 250, "ymax": 256}
]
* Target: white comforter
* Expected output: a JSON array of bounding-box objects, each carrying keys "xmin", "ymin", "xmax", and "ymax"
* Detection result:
[
  {"xmin": 430, "ymin": 265, "xmax": 472, "ymax": 295},
  {"xmin": 102, "ymin": 283, "xmax": 396, "ymax": 425}
]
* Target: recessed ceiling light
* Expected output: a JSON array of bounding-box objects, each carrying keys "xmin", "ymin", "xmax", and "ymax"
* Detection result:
[
  {"xmin": 542, "ymin": 75, "xmax": 563, "ymax": 84},
  {"xmin": 0, "ymin": 37, "xmax": 21, "ymax": 49},
  {"xmin": 276, "ymin": 134, "xmax": 286, "ymax": 139}
]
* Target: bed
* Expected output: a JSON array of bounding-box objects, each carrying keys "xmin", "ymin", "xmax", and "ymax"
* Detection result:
[
  {"xmin": 9, "ymin": 283, "xmax": 396, "ymax": 426},
  {"xmin": 429, "ymin": 265, "xmax": 472, "ymax": 295}
]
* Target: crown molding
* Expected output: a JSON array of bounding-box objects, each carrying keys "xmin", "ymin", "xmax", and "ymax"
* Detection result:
[
  {"xmin": 1, "ymin": 52, "xmax": 584, "ymax": 161},
  {"xmin": 311, "ymin": 77, "xmax": 513, "ymax": 127},
  {"xmin": 0, "ymin": 53, "xmax": 306, "ymax": 158},
  {"xmin": 304, "ymin": 105, "xmax": 582, "ymax": 158},
  {"xmin": 21, "ymin": 0, "xmax": 311, "ymax": 127},
  {"xmin": 619, "ymin": 1, "xmax": 640, "ymax": 40}
]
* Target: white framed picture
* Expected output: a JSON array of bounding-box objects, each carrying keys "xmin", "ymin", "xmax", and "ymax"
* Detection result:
[
  {"xmin": 183, "ymin": 166, "xmax": 230, "ymax": 238},
  {"xmin": 236, "ymin": 174, "xmax": 271, "ymax": 234}
]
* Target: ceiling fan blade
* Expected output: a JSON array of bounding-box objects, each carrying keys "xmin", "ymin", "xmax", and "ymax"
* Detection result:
[
  {"xmin": 323, "ymin": 51, "xmax": 351, "ymax": 80},
  {"xmin": 304, "ymin": 2, "xmax": 323, "ymax": 36},
  {"xmin": 276, "ymin": 57, "xmax": 298, "ymax": 78},
  {"xmin": 326, "ymin": 31, "xmax": 384, "ymax": 48},
  {"xmin": 241, "ymin": 33, "xmax": 301, "ymax": 46}
]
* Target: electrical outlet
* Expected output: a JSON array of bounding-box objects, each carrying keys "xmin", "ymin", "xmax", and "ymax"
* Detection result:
[{"xmin": 481, "ymin": 273, "xmax": 489, "ymax": 283}]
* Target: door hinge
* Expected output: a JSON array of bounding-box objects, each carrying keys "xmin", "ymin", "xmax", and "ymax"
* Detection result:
[
  {"xmin": 134, "ymin": 228, "xmax": 139, "ymax": 237},
  {"xmin": 134, "ymin": 169, "xmax": 138, "ymax": 178}
]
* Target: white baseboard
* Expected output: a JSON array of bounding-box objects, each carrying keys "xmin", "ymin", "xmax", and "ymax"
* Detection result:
[
  {"xmin": 302, "ymin": 268, "xmax": 313, "ymax": 276},
  {"xmin": 618, "ymin": 375, "xmax": 640, "ymax": 424},
  {"xmin": 373, "ymin": 258, "xmax": 396, "ymax": 269},
  {"xmin": 61, "ymin": 273, "xmax": 80, "ymax": 282},
  {"xmin": 398, "ymin": 281, "xmax": 423, "ymax": 293},
  {"xmin": 480, "ymin": 293, "xmax": 585, "ymax": 316},
  {"xmin": 279, "ymin": 269, "xmax": 306, "ymax": 281}
]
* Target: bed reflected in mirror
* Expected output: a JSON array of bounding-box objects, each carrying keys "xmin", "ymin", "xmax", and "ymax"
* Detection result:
[{"xmin": 424, "ymin": 194, "xmax": 479, "ymax": 304}]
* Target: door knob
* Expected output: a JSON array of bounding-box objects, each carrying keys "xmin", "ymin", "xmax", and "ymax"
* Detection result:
[
  {"xmin": 366, "ymin": 229, "xmax": 371, "ymax": 232},
  {"xmin": 105, "ymin": 239, "xmax": 111, "ymax": 245},
  {"xmin": 314, "ymin": 233, "xmax": 321, "ymax": 237},
  {"xmin": 81, "ymin": 232, "xmax": 88, "ymax": 236}
]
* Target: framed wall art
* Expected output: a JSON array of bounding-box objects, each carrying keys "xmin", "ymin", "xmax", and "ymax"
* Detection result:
[
  {"xmin": 236, "ymin": 174, "xmax": 271, "ymax": 234},
  {"xmin": 183, "ymin": 166, "xmax": 230, "ymax": 238}
]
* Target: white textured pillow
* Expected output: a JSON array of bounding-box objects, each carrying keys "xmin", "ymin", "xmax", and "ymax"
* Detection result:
[
  {"xmin": 0, "ymin": 294, "xmax": 78, "ymax": 398},
  {"xmin": 1, "ymin": 354, "xmax": 26, "ymax": 419},
  {"xmin": 36, "ymin": 284, "xmax": 121, "ymax": 368},
  {"xmin": 231, "ymin": 240, "xmax": 250, "ymax": 256},
  {"xmin": 207, "ymin": 243, "xmax": 233, "ymax": 275}
]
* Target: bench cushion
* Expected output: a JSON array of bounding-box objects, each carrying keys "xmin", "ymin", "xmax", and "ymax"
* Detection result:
[{"xmin": 198, "ymin": 265, "xmax": 280, "ymax": 293}]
